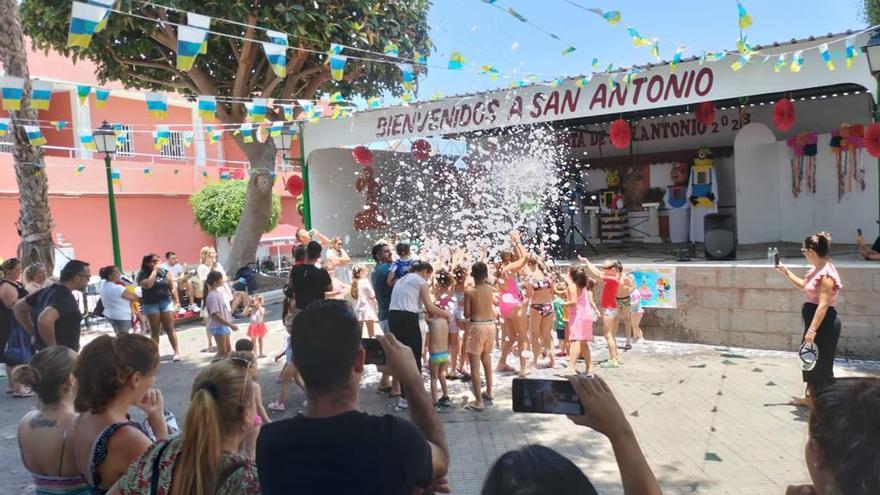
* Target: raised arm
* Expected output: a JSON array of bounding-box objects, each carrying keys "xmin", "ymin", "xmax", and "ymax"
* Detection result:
[
  {"xmin": 568, "ymin": 375, "xmax": 662, "ymax": 495},
  {"xmin": 577, "ymin": 255, "xmax": 603, "ymax": 279},
  {"xmin": 776, "ymin": 263, "xmax": 806, "ymax": 289}
]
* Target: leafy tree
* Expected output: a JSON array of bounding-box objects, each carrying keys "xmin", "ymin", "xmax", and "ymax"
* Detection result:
[
  {"xmin": 0, "ymin": 0, "xmax": 55, "ymax": 272},
  {"xmin": 865, "ymin": 0, "xmax": 880, "ymax": 24},
  {"xmin": 190, "ymin": 179, "xmax": 280, "ymax": 238},
  {"xmin": 21, "ymin": 0, "xmax": 431, "ymax": 271}
]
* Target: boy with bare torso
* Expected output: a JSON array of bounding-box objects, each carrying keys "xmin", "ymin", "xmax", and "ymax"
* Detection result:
[{"xmin": 463, "ymin": 262, "xmax": 495, "ymax": 411}]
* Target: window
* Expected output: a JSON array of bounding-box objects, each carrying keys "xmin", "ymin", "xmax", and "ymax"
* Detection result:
[
  {"xmin": 0, "ymin": 132, "xmax": 13, "ymax": 153},
  {"xmin": 115, "ymin": 125, "xmax": 134, "ymax": 157},
  {"xmin": 161, "ymin": 131, "xmax": 186, "ymax": 160}
]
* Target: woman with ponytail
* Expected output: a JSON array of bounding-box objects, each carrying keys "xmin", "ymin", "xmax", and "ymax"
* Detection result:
[
  {"xmin": 15, "ymin": 346, "xmax": 90, "ymax": 494},
  {"xmin": 113, "ymin": 358, "xmax": 260, "ymax": 495},
  {"xmin": 776, "ymin": 231, "xmax": 843, "ymax": 407},
  {"xmin": 71, "ymin": 334, "xmax": 167, "ymax": 494}
]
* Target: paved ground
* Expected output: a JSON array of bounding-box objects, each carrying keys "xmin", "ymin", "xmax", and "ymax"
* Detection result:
[{"xmin": 1, "ymin": 302, "xmax": 878, "ymax": 494}]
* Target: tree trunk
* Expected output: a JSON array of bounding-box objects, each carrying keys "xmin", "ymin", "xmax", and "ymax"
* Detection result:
[
  {"xmin": 223, "ymin": 138, "xmax": 277, "ymax": 273},
  {"xmin": 0, "ymin": 0, "xmax": 55, "ymax": 273}
]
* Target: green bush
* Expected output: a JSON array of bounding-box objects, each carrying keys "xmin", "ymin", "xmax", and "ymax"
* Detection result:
[{"xmin": 189, "ymin": 180, "xmax": 280, "ymax": 238}]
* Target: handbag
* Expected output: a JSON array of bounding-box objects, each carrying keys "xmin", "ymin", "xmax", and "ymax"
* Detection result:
[{"xmin": 5, "ymin": 319, "xmax": 34, "ymax": 364}]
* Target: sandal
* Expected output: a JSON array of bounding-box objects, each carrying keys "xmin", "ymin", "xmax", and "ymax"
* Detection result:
[
  {"xmin": 376, "ymin": 386, "xmax": 392, "ymax": 394},
  {"xmin": 13, "ymin": 390, "xmax": 35, "ymax": 398},
  {"xmin": 481, "ymin": 392, "xmax": 494, "ymax": 404},
  {"xmin": 267, "ymin": 401, "xmax": 286, "ymax": 412},
  {"xmin": 464, "ymin": 403, "xmax": 484, "ymax": 412}
]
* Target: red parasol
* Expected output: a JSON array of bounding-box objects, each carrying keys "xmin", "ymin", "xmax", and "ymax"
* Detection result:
[
  {"xmin": 411, "ymin": 139, "xmax": 431, "ymax": 160},
  {"xmin": 352, "ymin": 145, "xmax": 374, "ymax": 166},
  {"xmin": 865, "ymin": 123, "xmax": 880, "ymax": 158},
  {"xmin": 286, "ymin": 175, "xmax": 304, "ymax": 196}
]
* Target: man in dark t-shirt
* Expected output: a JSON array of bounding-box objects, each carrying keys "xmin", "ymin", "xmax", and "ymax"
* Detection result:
[
  {"xmin": 370, "ymin": 242, "xmax": 394, "ymax": 331},
  {"xmin": 286, "ymin": 241, "xmax": 332, "ymax": 311},
  {"xmin": 14, "ymin": 260, "xmax": 90, "ymax": 352},
  {"xmin": 256, "ymin": 300, "xmax": 450, "ymax": 495}
]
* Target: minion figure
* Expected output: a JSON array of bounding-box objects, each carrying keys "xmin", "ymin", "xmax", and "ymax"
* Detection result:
[
  {"xmin": 599, "ymin": 169, "xmax": 628, "ymax": 243},
  {"xmin": 686, "ymin": 148, "xmax": 718, "ymax": 243}
]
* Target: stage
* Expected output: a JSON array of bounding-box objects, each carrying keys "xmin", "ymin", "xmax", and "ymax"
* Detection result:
[{"xmin": 562, "ymin": 241, "xmax": 880, "ymax": 359}]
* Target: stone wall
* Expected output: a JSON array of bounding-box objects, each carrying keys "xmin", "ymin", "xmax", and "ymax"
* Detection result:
[{"xmin": 638, "ymin": 264, "xmax": 880, "ymax": 359}]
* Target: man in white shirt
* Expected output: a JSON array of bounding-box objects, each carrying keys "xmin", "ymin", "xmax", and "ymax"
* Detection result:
[{"xmin": 160, "ymin": 251, "xmax": 192, "ymax": 309}]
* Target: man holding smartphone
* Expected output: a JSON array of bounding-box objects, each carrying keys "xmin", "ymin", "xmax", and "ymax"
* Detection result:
[
  {"xmin": 256, "ymin": 300, "xmax": 450, "ymax": 495},
  {"xmin": 856, "ymin": 229, "xmax": 880, "ymax": 261}
]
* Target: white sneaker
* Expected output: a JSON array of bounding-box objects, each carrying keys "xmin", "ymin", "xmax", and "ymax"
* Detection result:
[
  {"xmin": 394, "ymin": 398, "xmax": 408, "ymax": 411},
  {"xmin": 189, "ymin": 303, "xmax": 200, "ymax": 311}
]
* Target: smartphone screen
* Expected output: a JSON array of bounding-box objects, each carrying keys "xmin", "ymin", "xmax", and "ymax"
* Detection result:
[
  {"xmin": 362, "ymin": 338, "xmax": 386, "ymax": 365},
  {"xmin": 512, "ymin": 378, "xmax": 584, "ymax": 415}
]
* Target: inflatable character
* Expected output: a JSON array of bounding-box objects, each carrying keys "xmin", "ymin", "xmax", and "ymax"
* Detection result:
[
  {"xmin": 354, "ymin": 164, "xmax": 387, "ymax": 230},
  {"xmin": 686, "ymin": 148, "xmax": 718, "ymax": 243},
  {"xmin": 599, "ymin": 169, "xmax": 628, "ymax": 243},
  {"xmin": 663, "ymin": 162, "xmax": 691, "ymax": 243}
]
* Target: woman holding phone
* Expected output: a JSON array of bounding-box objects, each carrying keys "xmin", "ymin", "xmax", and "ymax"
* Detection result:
[{"xmin": 775, "ymin": 232, "xmax": 843, "ymax": 407}]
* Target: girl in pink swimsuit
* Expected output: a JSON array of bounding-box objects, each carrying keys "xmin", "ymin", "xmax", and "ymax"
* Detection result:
[{"xmin": 566, "ymin": 266, "xmax": 596, "ymax": 374}]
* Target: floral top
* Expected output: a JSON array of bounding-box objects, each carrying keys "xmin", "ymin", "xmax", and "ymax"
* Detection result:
[{"xmin": 117, "ymin": 436, "xmax": 260, "ymax": 495}]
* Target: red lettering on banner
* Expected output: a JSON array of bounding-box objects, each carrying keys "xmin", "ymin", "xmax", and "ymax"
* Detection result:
[
  {"xmin": 562, "ymin": 88, "xmax": 581, "ymax": 113},
  {"xmin": 473, "ymin": 102, "xmax": 485, "ymax": 125},
  {"xmin": 646, "ymin": 75, "xmax": 663, "ymax": 103},
  {"xmin": 544, "ymin": 91, "xmax": 560, "ymax": 116},
  {"xmin": 590, "ymin": 84, "xmax": 607, "ymax": 110},
  {"xmin": 487, "ymin": 99, "xmax": 500, "ymax": 123},
  {"xmin": 441, "ymin": 107, "xmax": 459, "ymax": 129},
  {"xmin": 631, "ymin": 77, "xmax": 647, "ymax": 104},
  {"xmin": 391, "ymin": 114, "xmax": 403, "ymax": 135},
  {"xmin": 376, "ymin": 116, "xmax": 387, "ymax": 138},
  {"xmin": 609, "ymin": 83, "xmax": 628, "ymax": 107},
  {"xmin": 459, "ymin": 104, "xmax": 473, "ymax": 126},
  {"xmin": 508, "ymin": 96, "xmax": 523, "ymax": 120},
  {"xmin": 529, "ymin": 93, "xmax": 545, "ymax": 118},
  {"xmin": 695, "ymin": 67, "xmax": 713, "ymax": 96}
]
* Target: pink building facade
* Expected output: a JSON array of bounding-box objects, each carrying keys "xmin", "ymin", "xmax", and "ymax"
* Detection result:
[{"xmin": 1, "ymin": 45, "xmax": 303, "ymax": 271}]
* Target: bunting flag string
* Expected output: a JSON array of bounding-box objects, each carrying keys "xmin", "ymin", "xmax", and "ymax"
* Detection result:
[
  {"xmin": 145, "ymin": 92, "xmax": 168, "ymax": 119},
  {"xmin": 111, "ymin": 169, "xmax": 121, "ymax": 185},
  {"xmin": 774, "ymin": 53, "xmax": 787, "ymax": 73},
  {"xmin": 383, "ymin": 42, "xmax": 399, "ymax": 57},
  {"xmin": 790, "ymin": 50, "xmax": 804, "ymax": 72},
  {"xmin": 0, "ymin": 118, "xmax": 9, "ymax": 136},
  {"xmin": 846, "ymin": 37, "xmax": 858, "ymax": 69},
  {"xmin": 187, "ymin": 12, "xmax": 211, "ymax": 54},
  {"xmin": 24, "ymin": 126, "xmax": 47, "ymax": 147},
  {"xmin": 79, "ymin": 130, "xmax": 97, "ymax": 151},
  {"xmin": 77, "ymin": 85, "xmax": 91, "ymax": 105},
  {"xmin": 399, "ymin": 64, "xmax": 415, "ymax": 90},
  {"xmin": 95, "ymin": 88, "xmax": 111, "ymax": 109},
  {"xmin": 198, "ymin": 96, "xmax": 216, "ymax": 120},
  {"xmin": 736, "ymin": 1, "xmax": 753, "ymax": 30},
  {"xmin": 1, "ymin": 76, "xmax": 26, "ymax": 111},
  {"xmin": 75, "ymin": 164, "xmax": 86, "ymax": 175},
  {"xmin": 448, "ymin": 52, "xmax": 465, "ymax": 70},
  {"xmin": 67, "ymin": 1, "xmax": 108, "ymax": 48},
  {"xmin": 246, "ymin": 98, "xmax": 268, "ymax": 122},
  {"xmin": 263, "ymin": 41, "xmax": 288, "ymax": 78},
  {"xmin": 177, "ymin": 24, "xmax": 208, "ymax": 71},
  {"xmin": 30, "ymin": 80, "xmax": 54, "ymax": 111},
  {"xmin": 90, "ymin": 0, "xmax": 115, "ymax": 32},
  {"xmin": 329, "ymin": 55, "xmax": 347, "ymax": 80},
  {"xmin": 819, "ymin": 43, "xmax": 835, "ymax": 71}
]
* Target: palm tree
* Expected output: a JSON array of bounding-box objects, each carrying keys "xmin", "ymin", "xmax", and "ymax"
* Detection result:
[{"xmin": 0, "ymin": 0, "xmax": 55, "ymax": 272}]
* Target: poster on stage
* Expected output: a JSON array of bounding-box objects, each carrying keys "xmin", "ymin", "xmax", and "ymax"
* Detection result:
[{"xmin": 630, "ymin": 266, "xmax": 676, "ymax": 309}]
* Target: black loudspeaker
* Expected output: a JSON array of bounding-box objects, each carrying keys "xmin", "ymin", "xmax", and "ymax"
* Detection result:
[{"xmin": 704, "ymin": 214, "xmax": 736, "ymax": 260}]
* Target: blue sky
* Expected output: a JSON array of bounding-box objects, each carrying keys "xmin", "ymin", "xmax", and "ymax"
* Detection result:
[{"xmin": 416, "ymin": 0, "xmax": 866, "ymax": 97}]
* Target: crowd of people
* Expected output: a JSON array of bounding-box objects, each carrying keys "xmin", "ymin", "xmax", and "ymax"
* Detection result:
[{"xmin": 0, "ymin": 227, "xmax": 877, "ymax": 494}]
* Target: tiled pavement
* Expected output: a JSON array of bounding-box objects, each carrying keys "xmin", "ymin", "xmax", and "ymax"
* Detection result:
[{"xmin": 0, "ymin": 304, "xmax": 877, "ymax": 494}]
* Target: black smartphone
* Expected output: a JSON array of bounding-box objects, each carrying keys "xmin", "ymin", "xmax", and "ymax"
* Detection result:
[
  {"xmin": 362, "ymin": 338, "xmax": 386, "ymax": 365},
  {"xmin": 858, "ymin": 228, "xmax": 863, "ymax": 236},
  {"xmin": 511, "ymin": 378, "xmax": 584, "ymax": 415},
  {"xmin": 774, "ymin": 252, "xmax": 780, "ymax": 267}
]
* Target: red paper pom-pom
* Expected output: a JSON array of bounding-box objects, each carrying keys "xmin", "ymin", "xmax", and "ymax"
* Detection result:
[
  {"xmin": 411, "ymin": 139, "xmax": 431, "ymax": 160},
  {"xmin": 694, "ymin": 102, "xmax": 716, "ymax": 127},
  {"xmin": 609, "ymin": 119, "xmax": 631, "ymax": 149},
  {"xmin": 865, "ymin": 123, "xmax": 880, "ymax": 158},
  {"xmin": 352, "ymin": 145, "xmax": 374, "ymax": 166},
  {"xmin": 286, "ymin": 175, "xmax": 304, "ymax": 196},
  {"xmin": 773, "ymin": 98, "xmax": 796, "ymax": 131}
]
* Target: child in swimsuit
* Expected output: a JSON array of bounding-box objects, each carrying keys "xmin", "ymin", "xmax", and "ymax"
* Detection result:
[
  {"xmin": 579, "ymin": 256, "xmax": 624, "ymax": 368},
  {"xmin": 427, "ymin": 316, "xmax": 451, "ymax": 409}
]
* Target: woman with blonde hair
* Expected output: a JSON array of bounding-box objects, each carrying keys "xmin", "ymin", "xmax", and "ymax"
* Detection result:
[
  {"xmin": 112, "ymin": 358, "xmax": 260, "ymax": 495},
  {"xmin": 24, "ymin": 262, "xmax": 50, "ymax": 293},
  {"xmin": 1, "ymin": 257, "xmax": 30, "ymax": 396}
]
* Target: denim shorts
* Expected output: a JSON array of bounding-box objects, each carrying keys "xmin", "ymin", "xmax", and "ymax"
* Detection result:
[
  {"xmin": 209, "ymin": 326, "xmax": 231, "ymax": 337},
  {"xmin": 142, "ymin": 299, "xmax": 174, "ymax": 315},
  {"xmin": 108, "ymin": 318, "xmax": 132, "ymax": 334}
]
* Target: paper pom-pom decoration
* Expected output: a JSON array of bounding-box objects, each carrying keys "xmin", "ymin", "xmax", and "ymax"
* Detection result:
[
  {"xmin": 286, "ymin": 175, "xmax": 304, "ymax": 196},
  {"xmin": 352, "ymin": 145, "xmax": 374, "ymax": 166},
  {"xmin": 866, "ymin": 123, "xmax": 880, "ymax": 158},
  {"xmin": 694, "ymin": 102, "xmax": 716, "ymax": 127},
  {"xmin": 609, "ymin": 119, "xmax": 631, "ymax": 149},
  {"xmin": 411, "ymin": 139, "xmax": 431, "ymax": 160},
  {"xmin": 773, "ymin": 98, "xmax": 796, "ymax": 131}
]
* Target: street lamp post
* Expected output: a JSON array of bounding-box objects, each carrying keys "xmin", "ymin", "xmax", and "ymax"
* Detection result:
[
  {"xmin": 93, "ymin": 121, "xmax": 122, "ymax": 269},
  {"xmin": 862, "ymin": 30, "xmax": 880, "ymax": 235}
]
